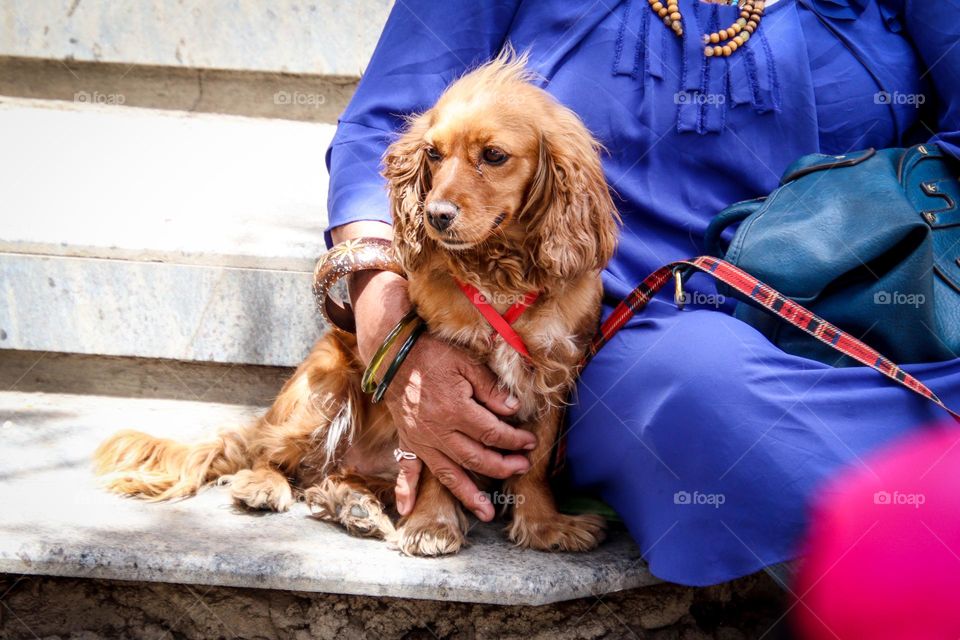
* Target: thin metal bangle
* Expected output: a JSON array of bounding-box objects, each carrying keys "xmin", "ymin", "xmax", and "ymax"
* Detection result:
[
  {"xmin": 372, "ymin": 319, "xmax": 427, "ymax": 404},
  {"xmin": 360, "ymin": 310, "xmax": 420, "ymax": 394}
]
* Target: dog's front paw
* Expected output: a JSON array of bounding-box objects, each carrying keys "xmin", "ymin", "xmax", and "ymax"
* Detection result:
[
  {"xmin": 395, "ymin": 513, "xmax": 467, "ymax": 557},
  {"xmin": 228, "ymin": 468, "xmax": 294, "ymax": 512},
  {"xmin": 508, "ymin": 512, "xmax": 606, "ymax": 552}
]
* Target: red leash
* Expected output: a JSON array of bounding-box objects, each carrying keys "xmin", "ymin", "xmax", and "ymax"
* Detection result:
[
  {"xmin": 585, "ymin": 256, "xmax": 960, "ymax": 422},
  {"xmin": 456, "ymin": 280, "xmax": 539, "ymax": 359},
  {"xmin": 552, "ymin": 255, "xmax": 960, "ymax": 477}
]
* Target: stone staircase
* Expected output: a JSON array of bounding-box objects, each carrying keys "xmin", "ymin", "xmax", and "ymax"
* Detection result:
[
  {"xmin": 0, "ymin": 2, "xmax": 681, "ymax": 635},
  {"xmin": 0, "ymin": 95, "xmax": 331, "ymax": 366}
]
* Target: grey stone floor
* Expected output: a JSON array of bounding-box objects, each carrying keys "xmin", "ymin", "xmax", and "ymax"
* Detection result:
[
  {"xmin": 0, "ymin": 388, "xmax": 657, "ymax": 607},
  {"xmin": 0, "ymin": 352, "xmax": 792, "ymax": 638}
]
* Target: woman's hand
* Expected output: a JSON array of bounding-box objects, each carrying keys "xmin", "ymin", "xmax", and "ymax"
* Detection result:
[{"xmin": 349, "ymin": 268, "xmax": 537, "ymax": 521}]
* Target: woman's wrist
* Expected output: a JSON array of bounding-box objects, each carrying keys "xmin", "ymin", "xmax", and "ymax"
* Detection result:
[
  {"xmin": 349, "ymin": 269, "xmax": 413, "ymax": 365},
  {"xmin": 326, "ymin": 220, "xmax": 418, "ymax": 372},
  {"xmin": 324, "ymin": 220, "xmax": 408, "ymax": 355}
]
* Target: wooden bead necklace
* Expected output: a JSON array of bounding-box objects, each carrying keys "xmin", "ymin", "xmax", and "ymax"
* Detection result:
[{"xmin": 646, "ymin": 0, "xmax": 766, "ymax": 57}]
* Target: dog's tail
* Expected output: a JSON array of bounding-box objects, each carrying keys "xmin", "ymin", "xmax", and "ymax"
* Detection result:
[{"xmin": 93, "ymin": 427, "xmax": 249, "ymax": 501}]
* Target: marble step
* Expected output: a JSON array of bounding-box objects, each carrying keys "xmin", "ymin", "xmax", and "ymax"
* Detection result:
[
  {"xmin": 0, "ymin": 1, "xmax": 392, "ymax": 121},
  {"xmin": 1, "ymin": 1, "xmax": 392, "ymax": 77},
  {"xmin": 0, "ymin": 375, "xmax": 657, "ymax": 606},
  {"xmin": 0, "ymin": 95, "xmax": 337, "ymax": 367}
]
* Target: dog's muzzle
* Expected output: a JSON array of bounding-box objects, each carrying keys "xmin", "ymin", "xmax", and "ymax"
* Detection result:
[{"xmin": 426, "ymin": 200, "xmax": 460, "ymax": 232}]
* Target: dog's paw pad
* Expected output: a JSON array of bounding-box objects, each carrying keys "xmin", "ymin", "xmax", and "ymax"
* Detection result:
[{"xmin": 306, "ymin": 483, "xmax": 396, "ymax": 540}]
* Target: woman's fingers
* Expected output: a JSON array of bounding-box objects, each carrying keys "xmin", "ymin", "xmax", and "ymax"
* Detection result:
[
  {"xmin": 394, "ymin": 444, "xmax": 422, "ymax": 517},
  {"xmin": 456, "ymin": 403, "xmax": 538, "ymax": 453},
  {"xmin": 460, "ymin": 361, "xmax": 523, "ymax": 418},
  {"xmin": 443, "ymin": 428, "xmax": 531, "ymax": 479},
  {"xmin": 458, "ymin": 363, "xmax": 537, "ymax": 451}
]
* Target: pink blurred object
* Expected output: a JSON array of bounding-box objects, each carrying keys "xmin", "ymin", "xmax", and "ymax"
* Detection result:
[{"xmin": 795, "ymin": 424, "xmax": 960, "ymax": 639}]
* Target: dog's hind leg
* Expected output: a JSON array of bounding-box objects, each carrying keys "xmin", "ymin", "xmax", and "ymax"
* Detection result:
[{"xmin": 304, "ymin": 473, "xmax": 397, "ymax": 541}]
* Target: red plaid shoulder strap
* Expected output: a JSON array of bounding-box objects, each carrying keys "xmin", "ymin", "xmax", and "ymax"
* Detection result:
[{"xmin": 586, "ymin": 256, "xmax": 960, "ymax": 423}]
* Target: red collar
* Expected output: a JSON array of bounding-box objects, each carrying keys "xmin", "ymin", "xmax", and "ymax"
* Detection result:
[{"xmin": 455, "ymin": 280, "xmax": 539, "ymax": 359}]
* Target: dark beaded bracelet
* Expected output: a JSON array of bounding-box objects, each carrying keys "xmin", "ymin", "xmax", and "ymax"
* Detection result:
[{"xmin": 372, "ymin": 318, "xmax": 427, "ymax": 404}]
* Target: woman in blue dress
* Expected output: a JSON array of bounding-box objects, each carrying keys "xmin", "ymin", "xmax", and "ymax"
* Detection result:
[{"xmin": 325, "ymin": 0, "xmax": 960, "ymax": 585}]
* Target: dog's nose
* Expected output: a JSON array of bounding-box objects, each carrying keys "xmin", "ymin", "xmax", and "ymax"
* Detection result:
[{"xmin": 426, "ymin": 201, "xmax": 459, "ymax": 232}]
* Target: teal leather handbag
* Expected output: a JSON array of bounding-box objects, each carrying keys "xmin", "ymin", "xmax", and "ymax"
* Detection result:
[{"xmin": 704, "ymin": 144, "xmax": 960, "ymax": 366}]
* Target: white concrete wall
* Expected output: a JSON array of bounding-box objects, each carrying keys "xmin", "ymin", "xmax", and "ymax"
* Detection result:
[{"xmin": 0, "ymin": 0, "xmax": 393, "ymax": 76}]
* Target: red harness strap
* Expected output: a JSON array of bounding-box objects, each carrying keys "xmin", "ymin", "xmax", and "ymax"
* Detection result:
[{"xmin": 455, "ymin": 280, "xmax": 539, "ymax": 359}]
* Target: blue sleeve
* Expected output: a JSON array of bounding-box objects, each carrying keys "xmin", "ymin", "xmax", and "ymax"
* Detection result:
[
  {"xmin": 324, "ymin": 1, "xmax": 520, "ymax": 247},
  {"xmin": 901, "ymin": 0, "xmax": 960, "ymax": 159}
]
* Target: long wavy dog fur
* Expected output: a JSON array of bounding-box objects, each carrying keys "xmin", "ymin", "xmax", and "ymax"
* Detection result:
[{"xmin": 94, "ymin": 51, "xmax": 619, "ymax": 556}]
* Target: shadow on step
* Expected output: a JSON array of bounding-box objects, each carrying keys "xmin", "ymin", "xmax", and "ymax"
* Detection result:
[{"xmin": 0, "ymin": 349, "xmax": 292, "ymax": 404}]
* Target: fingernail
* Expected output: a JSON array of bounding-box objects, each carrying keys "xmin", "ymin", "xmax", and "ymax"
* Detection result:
[
  {"xmin": 514, "ymin": 466, "xmax": 529, "ymax": 476},
  {"xmin": 523, "ymin": 442, "xmax": 536, "ymax": 451},
  {"xmin": 505, "ymin": 395, "xmax": 520, "ymax": 409}
]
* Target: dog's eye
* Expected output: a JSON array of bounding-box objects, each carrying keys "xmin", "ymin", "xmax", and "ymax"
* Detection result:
[
  {"xmin": 425, "ymin": 146, "xmax": 442, "ymax": 161},
  {"xmin": 482, "ymin": 147, "xmax": 508, "ymax": 166}
]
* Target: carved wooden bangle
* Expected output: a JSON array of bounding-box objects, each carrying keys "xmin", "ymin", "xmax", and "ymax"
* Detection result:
[{"xmin": 313, "ymin": 237, "xmax": 404, "ymax": 332}]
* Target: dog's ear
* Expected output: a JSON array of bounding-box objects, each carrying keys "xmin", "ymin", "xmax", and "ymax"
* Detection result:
[
  {"xmin": 522, "ymin": 111, "xmax": 619, "ymax": 282},
  {"xmin": 382, "ymin": 113, "xmax": 432, "ymax": 272}
]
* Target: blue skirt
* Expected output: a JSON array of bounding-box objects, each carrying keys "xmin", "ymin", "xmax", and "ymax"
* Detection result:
[{"xmin": 566, "ymin": 275, "xmax": 960, "ymax": 586}]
